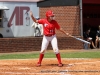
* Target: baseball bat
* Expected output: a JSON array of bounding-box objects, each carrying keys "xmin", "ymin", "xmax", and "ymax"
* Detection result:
[{"xmin": 68, "ymin": 35, "xmax": 91, "ymax": 44}]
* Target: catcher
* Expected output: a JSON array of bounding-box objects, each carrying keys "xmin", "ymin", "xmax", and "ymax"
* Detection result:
[{"xmin": 30, "ymin": 10, "xmax": 69, "ymax": 67}]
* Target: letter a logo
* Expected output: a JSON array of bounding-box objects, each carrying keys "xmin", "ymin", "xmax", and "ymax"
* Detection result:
[{"xmin": 8, "ymin": 6, "xmax": 30, "ymax": 27}]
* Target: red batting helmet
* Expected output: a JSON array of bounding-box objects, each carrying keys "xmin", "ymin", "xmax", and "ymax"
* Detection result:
[{"xmin": 46, "ymin": 10, "xmax": 54, "ymax": 17}]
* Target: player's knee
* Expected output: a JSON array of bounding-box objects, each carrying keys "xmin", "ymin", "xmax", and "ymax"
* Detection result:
[
  {"xmin": 54, "ymin": 49, "xmax": 59, "ymax": 54},
  {"xmin": 40, "ymin": 50, "xmax": 46, "ymax": 54}
]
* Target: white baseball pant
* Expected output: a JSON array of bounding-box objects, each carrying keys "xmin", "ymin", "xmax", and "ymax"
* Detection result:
[{"xmin": 40, "ymin": 35, "xmax": 59, "ymax": 54}]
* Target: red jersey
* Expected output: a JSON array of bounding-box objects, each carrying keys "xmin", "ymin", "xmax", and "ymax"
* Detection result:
[{"xmin": 38, "ymin": 19, "xmax": 60, "ymax": 35}]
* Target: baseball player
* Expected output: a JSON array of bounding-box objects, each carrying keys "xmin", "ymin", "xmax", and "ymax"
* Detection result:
[{"xmin": 30, "ymin": 10, "xmax": 69, "ymax": 67}]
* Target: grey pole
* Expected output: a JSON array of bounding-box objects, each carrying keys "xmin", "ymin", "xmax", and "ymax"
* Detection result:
[{"xmin": 80, "ymin": 0, "xmax": 83, "ymax": 36}]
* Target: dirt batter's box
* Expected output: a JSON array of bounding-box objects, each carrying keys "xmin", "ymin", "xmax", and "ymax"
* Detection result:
[{"xmin": 0, "ymin": 58, "xmax": 100, "ymax": 75}]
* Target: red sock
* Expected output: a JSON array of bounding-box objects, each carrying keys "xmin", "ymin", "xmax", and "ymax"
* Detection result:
[
  {"xmin": 38, "ymin": 53, "xmax": 44, "ymax": 64},
  {"xmin": 56, "ymin": 53, "xmax": 62, "ymax": 64}
]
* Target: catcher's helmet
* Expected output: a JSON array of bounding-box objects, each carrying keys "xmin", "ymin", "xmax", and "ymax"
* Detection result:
[{"xmin": 46, "ymin": 10, "xmax": 54, "ymax": 17}]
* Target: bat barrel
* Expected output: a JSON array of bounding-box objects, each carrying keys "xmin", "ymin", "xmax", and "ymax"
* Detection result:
[{"xmin": 73, "ymin": 36, "xmax": 90, "ymax": 44}]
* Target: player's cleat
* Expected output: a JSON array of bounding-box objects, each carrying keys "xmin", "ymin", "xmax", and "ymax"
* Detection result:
[
  {"xmin": 36, "ymin": 62, "xmax": 41, "ymax": 67},
  {"xmin": 58, "ymin": 63, "xmax": 63, "ymax": 67}
]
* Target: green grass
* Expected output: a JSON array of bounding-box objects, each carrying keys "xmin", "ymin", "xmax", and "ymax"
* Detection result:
[
  {"xmin": 0, "ymin": 53, "xmax": 40, "ymax": 59},
  {"xmin": 0, "ymin": 50, "xmax": 100, "ymax": 59},
  {"xmin": 61, "ymin": 51, "xmax": 100, "ymax": 58}
]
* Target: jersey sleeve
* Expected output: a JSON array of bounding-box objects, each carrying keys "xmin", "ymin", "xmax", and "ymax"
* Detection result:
[
  {"xmin": 54, "ymin": 21, "xmax": 60, "ymax": 30},
  {"xmin": 37, "ymin": 19, "xmax": 44, "ymax": 24}
]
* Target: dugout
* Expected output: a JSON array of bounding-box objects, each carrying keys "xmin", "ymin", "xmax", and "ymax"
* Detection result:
[{"xmin": 83, "ymin": 0, "xmax": 100, "ymax": 48}]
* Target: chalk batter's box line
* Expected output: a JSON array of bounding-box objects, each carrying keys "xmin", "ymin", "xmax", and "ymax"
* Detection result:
[
  {"xmin": 0, "ymin": 72, "xmax": 71, "ymax": 75},
  {"xmin": 64, "ymin": 60, "xmax": 100, "ymax": 74},
  {"xmin": 63, "ymin": 61, "xmax": 100, "ymax": 75},
  {"xmin": 68, "ymin": 60, "xmax": 100, "ymax": 65}
]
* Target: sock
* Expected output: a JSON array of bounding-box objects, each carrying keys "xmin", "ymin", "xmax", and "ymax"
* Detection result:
[
  {"xmin": 38, "ymin": 53, "xmax": 44, "ymax": 64},
  {"xmin": 56, "ymin": 53, "xmax": 62, "ymax": 64}
]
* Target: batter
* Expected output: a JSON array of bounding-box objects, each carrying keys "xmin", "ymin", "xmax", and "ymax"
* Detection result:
[{"xmin": 30, "ymin": 10, "xmax": 69, "ymax": 67}]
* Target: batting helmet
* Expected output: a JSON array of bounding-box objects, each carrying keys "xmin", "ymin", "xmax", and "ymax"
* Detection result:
[{"xmin": 46, "ymin": 10, "xmax": 54, "ymax": 17}]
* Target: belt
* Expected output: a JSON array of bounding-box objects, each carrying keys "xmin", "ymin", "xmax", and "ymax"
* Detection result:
[{"xmin": 45, "ymin": 35, "xmax": 54, "ymax": 37}]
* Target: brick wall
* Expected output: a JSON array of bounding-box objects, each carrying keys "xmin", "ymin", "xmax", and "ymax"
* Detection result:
[
  {"xmin": 0, "ymin": 37, "xmax": 83, "ymax": 53},
  {"xmin": 39, "ymin": 6, "xmax": 80, "ymax": 37}
]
